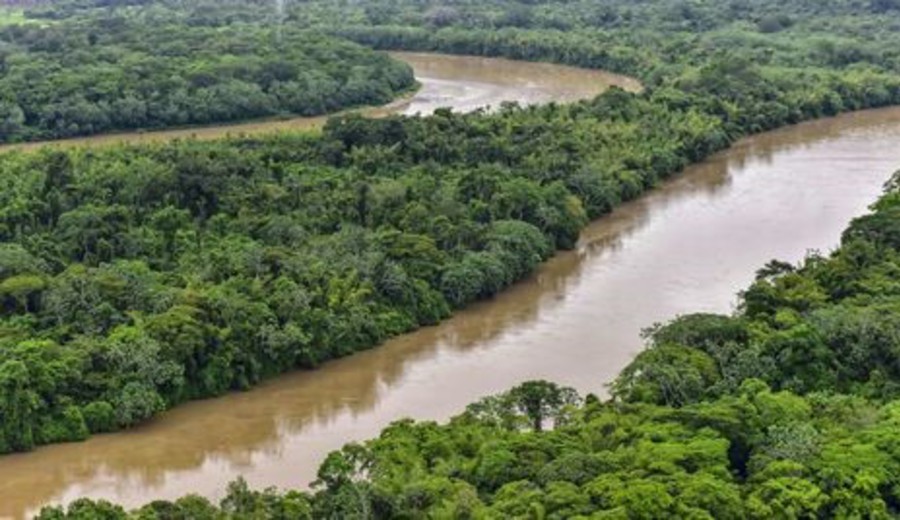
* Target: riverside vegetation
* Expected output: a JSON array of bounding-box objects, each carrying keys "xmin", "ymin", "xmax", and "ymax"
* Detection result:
[{"xmin": 3, "ymin": 0, "xmax": 900, "ymax": 517}]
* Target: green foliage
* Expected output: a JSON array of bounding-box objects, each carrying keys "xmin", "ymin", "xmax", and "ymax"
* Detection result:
[
  {"xmin": 82, "ymin": 401, "xmax": 116, "ymax": 433},
  {"xmin": 612, "ymin": 344, "xmax": 720, "ymax": 406},
  {"xmin": 464, "ymin": 381, "xmax": 581, "ymax": 432},
  {"xmin": 12, "ymin": 1, "xmax": 900, "ymax": 518}
]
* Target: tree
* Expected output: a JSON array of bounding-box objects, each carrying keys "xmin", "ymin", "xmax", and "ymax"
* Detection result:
[
  {"xmin": 114, "ymin": 381, "xmax": 165, "ymax": 428},
  {"xmin": 466, "ymin": 380, "xmax": 582, "ymax": 432}
]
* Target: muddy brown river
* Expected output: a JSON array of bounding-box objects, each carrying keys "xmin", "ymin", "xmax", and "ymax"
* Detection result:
[{"xmin": 2, "ymin": 55, "xmax": 900, "ymax": 519}]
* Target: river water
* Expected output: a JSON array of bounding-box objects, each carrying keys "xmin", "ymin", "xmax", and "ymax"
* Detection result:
[{"xmin": 2, "ymin": 55, "xmax": 900, "ymax": 519}]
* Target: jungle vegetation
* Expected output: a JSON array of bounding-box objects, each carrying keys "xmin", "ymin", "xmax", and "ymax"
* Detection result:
[
  {"xmin": 4, "ymin": 0, "xmax": 900, "ymax": 516},
  {"xmin": 0, "ymin": 15, "xmax": 414, "ymax": 142}
]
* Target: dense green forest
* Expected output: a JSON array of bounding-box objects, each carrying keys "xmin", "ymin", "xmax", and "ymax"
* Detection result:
[
  {"xmin": 34, "ymin": 179, "xmax": 900, "ymax": 518},
  {"xmin": 0, "ymin": 15, "xmax": 414, "ymax": 142},
  {"xmin": 4, "ymin": 0, "xmax": 900, "ymax": 516}
]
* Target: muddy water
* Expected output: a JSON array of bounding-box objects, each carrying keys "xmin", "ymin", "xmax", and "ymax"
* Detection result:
[
  {"xmin": 0, "ymin": 52, "xmax": 638, "ymax": 155},
  {"xmin": 2, "ymin": 70, "xmax": 900, "ymax": 518},
  {"xmin": 394, "ymin": 52, "xmax": 641, "ymax": 113}
]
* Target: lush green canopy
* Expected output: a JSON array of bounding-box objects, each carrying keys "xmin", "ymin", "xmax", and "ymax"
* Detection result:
[
  {"xmin": 3, "ymin": 0, "xmax": 900, "ymax": 517},
  {"xmin": 0, "ymin": 14, "xmax": 414, "ymax": 142}
]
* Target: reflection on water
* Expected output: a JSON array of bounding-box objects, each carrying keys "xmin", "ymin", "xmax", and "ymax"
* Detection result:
[{"xmin": 2, "ymin": 78, "xmax": 900, "ymax": 519}]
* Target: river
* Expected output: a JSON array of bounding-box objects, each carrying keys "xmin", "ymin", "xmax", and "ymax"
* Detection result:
[
  {"xmin": 0, "ymin": 52, "xmax": 639, "ymax": 154},
  {"xmin": 2, "ymin": 55, "xmax": 900, "ymax": 519}
]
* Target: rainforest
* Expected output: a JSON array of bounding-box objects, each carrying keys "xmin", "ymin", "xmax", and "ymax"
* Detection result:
[
  {"xmin": 0, "ymin": 14, "xmax": 415, "ymax": 142},
  {"xmin": 1, "ymin": 0, "xmax": 900, "ymax": 517}
]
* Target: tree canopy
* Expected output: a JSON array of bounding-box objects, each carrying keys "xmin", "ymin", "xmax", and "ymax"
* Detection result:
[
  {"xmin": 3, "ymin": 0, "xmax": 900, "ymax": 517},
  {"xmin": 0, "ymin": 13, "xmax": 414, "ymax": 142}
]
